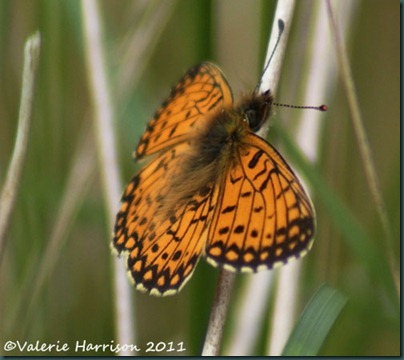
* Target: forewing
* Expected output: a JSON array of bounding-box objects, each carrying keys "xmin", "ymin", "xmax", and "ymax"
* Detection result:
[
  {"xmin": 136, "ymin": 62, "xmax": 233, "ymax": 158},
  {"xmin": 113, "ymin": 143, "xmax": 219, "ymax": 295},
  {"xmin": 205, "ymin": 133, "xmax": 315, "ymax": 271}
]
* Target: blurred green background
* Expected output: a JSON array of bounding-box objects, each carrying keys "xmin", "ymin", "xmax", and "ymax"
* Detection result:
[{"xmin": 0, "ymin": 0, "xmax": 399, "ymax": 356}]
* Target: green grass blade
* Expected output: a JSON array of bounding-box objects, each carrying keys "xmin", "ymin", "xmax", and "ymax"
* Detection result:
[{"xmin": 282, "ymin": 284, "xmax": 348, "ymax": 356}]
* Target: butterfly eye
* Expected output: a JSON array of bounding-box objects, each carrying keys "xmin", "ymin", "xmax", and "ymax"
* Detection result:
[
  {"xmin": 243, "ymin": 110, "xmax": 252, "ymax": 123},
  {"xmin": 239, "ymin": 92, "xmax": 272, "ymax": 133},
  {"xmin": 245, "ymin": 108, "xmax": 262, "ymax": 132}
]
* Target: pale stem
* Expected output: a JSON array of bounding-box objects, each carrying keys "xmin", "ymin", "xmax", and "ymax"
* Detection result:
[
  {"xmin": 257, "ymin": 0, "xmax": 296, "ymax": 139},
  {"xmin": 268, "ymin": 1, "xmax": 359, "ymax": 355},
  {"xmin": 0, "ymin": 32, "xmax": 41, "ymax": 260},
  {"xmin": 201, "ymin": 0, "xmax": 296, "ymax": 356},
  {"xmin": 224, "ymin": 272, "xmax": 274, "ymax": 356},
  {"xmin": 201, "ymin": 271, "xmax": 236, "ymax": 356},
  {"xmin": 80, "ymin": 0, "xmax": 135, "ymax": 355},
  {"xmin": 5, "ymin": 125, "xmax": 97, "ymax": 338}
]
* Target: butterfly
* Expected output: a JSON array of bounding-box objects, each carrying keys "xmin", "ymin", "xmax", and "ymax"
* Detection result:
[{"xmin": 113, "ymin": 62, "xmax": 315, "ymax": 296}]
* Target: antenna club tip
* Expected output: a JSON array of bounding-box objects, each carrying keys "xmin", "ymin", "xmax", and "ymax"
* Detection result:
[
  {"xmin": 278, "ymin": 19, "xmax": 285, "ymax": 31},
  {"xmin": 319, "ymin": 104, "xmax": 328, "ymax": 111}
]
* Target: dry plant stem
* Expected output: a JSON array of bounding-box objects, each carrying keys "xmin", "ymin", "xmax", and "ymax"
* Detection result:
[
  {"xmin": 6, "ymin": 125, "xmax": 97, "ymax": 338},
  {"xmin": 268, "ymin": 261, "xmax": 301, "ymax": 355},
  {"xmin": 259, "ymin": 1, "xmax": 307, "ymax": 356},
  {"xmin": 201, "ymin": 271, "xmax": 236, "ymax": 356},
  {"xmin": 0, "ymin": 32, "xmax": 41, "ymax": 261},
  {"xmin": 81, "ymin": 0, "xmax": 135, "ymax": 355},
  {"xmin": 224, "ymin": 272, "xmax": 274, "ymax": 355},
  {"xmin": 202, "ymin": 0, "xmax": 296, "ymax": 356},
  {"xmin": 258, "ymin": 0, "xmax": 295, "ymax": 97},
  {"xmin": 7, "ymin": 0, "xmax": 172, "ymax": 341},
  {"xmin": 260, "ymin": 0, "xmax": 299, "ymax": 356},
  {"xmin": 257, "ymin": 0, "xmax": 295, "ymax": 139},
  {"xmin": 326, "ymin": 0, "xmax": 399, "ymax": 297}
]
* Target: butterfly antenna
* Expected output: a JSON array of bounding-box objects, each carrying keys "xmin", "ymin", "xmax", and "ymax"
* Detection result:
[
  {"xmin": 255, "ymin": 19, "xmax": 285, "ymax": 93},
  {"xmin": 273, "ymin": 102, "xmax": 328, "ymax": 112}
]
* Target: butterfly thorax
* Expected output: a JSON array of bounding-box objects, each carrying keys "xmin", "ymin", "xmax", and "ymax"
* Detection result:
[
  {"xmin": 193, "ymin": 90, "xmax": 273, "ymax": 166},
  {"xmin": 157, "ymin": 92, "xmax": 273, "ymax": 222},
  {"xmin": 156, "ymin": 109, "xmax": 246, "ymax": 220}
]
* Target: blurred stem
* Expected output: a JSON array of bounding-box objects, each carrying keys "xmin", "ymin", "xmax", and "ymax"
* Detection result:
[
  {"xmin": 202, "ymin": 0, "xmax": 296, "ymax": 356},
  {"xmin": 224, "ymin": 271, "xmax": 274, "ymax": 355},
  {"xmin": 6, "ymin": 123, "xmax": 97, "ymax": 339},
  {"xmin": 326, "ymin": 0, "xmax": 399, "ymax": 298},
  {"xmin": 80, "ymin": 0, "xmax": 135, "ymax": 355},
  {"xmin": 117, "ymin": 0, "xmax": 178, "ymax": 99},
  {"xmin": 268, "ymin": 262, "xmax": 301, "ymax": 355},
  {"xmin": 0, "ymin": 32, "xmax": 41, "ymax": 261}
]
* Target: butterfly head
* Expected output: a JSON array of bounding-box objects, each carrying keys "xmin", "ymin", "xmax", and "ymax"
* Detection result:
[{"xmin": 237, "ymin": 90, "xmax": 273, "ymax": 132}]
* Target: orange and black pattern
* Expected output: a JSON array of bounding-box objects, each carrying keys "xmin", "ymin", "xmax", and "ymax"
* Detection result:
[
  {"xmin": 206, "ymin": 133, "xmax": 314, "ymax": 271},
  {"xmin": 135, "ymin": 63, "xmax": 233, "ymax": 159},
  {"xmin": 113, "ymin": 62, "xmax": 315, "ymax": 296}
]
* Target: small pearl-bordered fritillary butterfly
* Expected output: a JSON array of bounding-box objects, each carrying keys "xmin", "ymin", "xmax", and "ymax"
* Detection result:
[{"xmin": 113, "ymin": 62, "xmax": 317, "ymax": 296}]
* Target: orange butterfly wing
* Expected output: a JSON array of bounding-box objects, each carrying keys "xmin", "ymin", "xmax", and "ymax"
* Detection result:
[
  {"xmin": 205, "ymin": 133, "xmax": 315, "ymax": 271},
  {"xmin": 114, "ymin": 143, "xmax": 220, "ymax": 295},
  {"xmin": 114, "ymin": 62, "xmax": 317, "ymax": 295},
  {"xmin": 113, "ymin": 63, "xmax": 233, "ymax": 295},
  {"xmin": 135, "ymin": 62, "xmax": 233, "ymax": 158}
]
